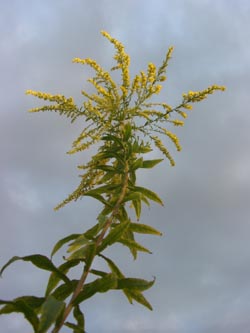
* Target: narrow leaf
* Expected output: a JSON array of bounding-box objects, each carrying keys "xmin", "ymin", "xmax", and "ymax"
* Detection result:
[
  {"xmin": 38, "ymin": 295, "xmax": 65, "ymax": 333},
  {"xmin": 73, "ymin": 305, "xmax": 85, "ymax": 331},
  {"xmin": 0, "ymin": 296, "xmax": 44, "ymax": 314},
  {"xmin": 117, "ymin": 277, "xmax": 155, "ymax": 291},
  {"xmin": 51, "ymin": 234, "xmax": 80, "ymax": 258},
  {"xmin": 52, "ymin": 280, "xmax": 78, "ymax": 301},
  {"xmin": 132, "ymin": 199, "xmax": 141, "ymax": 221},
  {"xmin": 97, "ymin": 221, "xmax": 130, "ymax": 252},
  {"xmin": 99, "ymin": 254, "xmax": 133, "ymax": 303},
  {"xmin": 67, "ymin": 235, "xmax": 90, "ymax": 253},
  {"xmin": 73, "ymin": 273, "xmax": 117, "ymax": 305},
  {"xmin": 133, "ymin": 186, "xmax": 164, "ymax": 206},
  {"xmin": 0, "ymin": 255, "xmax": 70, "ymax": 285},
  {"xmin": 126, "ymin": 290, "xmax": 153, "ymax": 310},
  {"xmin": 141, "ymin": 159, "xmax": 163, "ymax": 168},
  {"xmin": 46, "ymin": 260, "xmax": 80, "ymax": 296},
  {"xmin": 130, "ymin": 223, "xmax": 162, "ymax": 236},
  {"xmin": 0, "ymin": 298, "xmax": 41, "ymax": 331},
  {"xmin": 118, "ymin": 239, "xmax": 152, "ymax": 254}
]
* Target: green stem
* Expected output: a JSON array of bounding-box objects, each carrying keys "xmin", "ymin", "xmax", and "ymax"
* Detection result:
[{"xmin": 52, "ymin": 161, "xmax": 129, "ymax": 333}]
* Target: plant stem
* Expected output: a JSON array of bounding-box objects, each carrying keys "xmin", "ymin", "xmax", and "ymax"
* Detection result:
[{"xmin": 52, "ymin": 161, "xmax": 129, "ymax": 333}]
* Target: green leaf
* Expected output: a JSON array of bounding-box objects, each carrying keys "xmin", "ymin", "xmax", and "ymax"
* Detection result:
[
  {"xmin": 118, "ymin": 239, "xmax": 152, "ymax": 255},
  {"xmin": 0, "ymin": 296, "xmax": 44, "ymax": 314},
  {"xmin": 133, "ymin": 186, "xmax": 164, "ymax": 206},
  {"xmin": 52, "ymin": 280, "xmax": 78, "ymax": 301},
  {"xmin": 73, "ymin": 305, "xmax": 85, "ymax": 331},
  {"xmin": 122, "ymin": 229, "xmax": 137, "ymax": 259},
  {"xmin": 130, "ymin": 157, "xmax": 143, "ymax": 170},
  {"xmin": 67, "ymin": 235, "xmax": 90, "ymax": 253},
  {"xmin": 46, "ymin": 260, "xmax": 80, "ymax": 296},
  {"xmin": 85, "ymin": 184, "xmax": 120, "ymax": 196},
  {"xmin": 67, "ymin": 244, "xmax": 91, "ymax": 261},
  {"xmin": 51, "ymin": 234, "xmax": 80, "ymax": 258},
  {"xmin": 84, "ymin": 243, "xmax": 96, "ymax": 272},
  {"xmin": 126, "ymin": 290, "xmax": 153, "ymax": 311},
  {"xmin": 38, "ymin": 295, "xmax": 65, "ymax": 333},
  {"xmin": 130, "ymin": 223, "xmax": 162, "ymax": 236},
  {"xmin": 141, "ymin": 159, "xmax": 163, "ymax": 168},
  {"xmin": 0, "ymin": 255, "xmax": 70, "ymax": 285},
  {"xmin": 99, "ymin": 254, "xmax": 133, "ymax": 304},
  {"xmin": 90, "ymin": 269, "xmax": 108, "ymax": 277},
  {"xmin": 132, "ymin": 199, "xmax": 141, "ymax": 221},
  {"xmin": 84, "ymin": 223, "xmax": 99, "ymax": 239},
  {"xmin": 99, "ymin": 254, "xmax": 124, "ymax": 278},
  {"xmin": 117, "ymin": 277, "xmax": 155, "ymax": 291},
  {"xmin": 101, "ymin": 134, "xmax": 124, "ymax": 147},
  {"xmin": 123, "ymin": 122, "xmax": 132, "ymax": 140},
  {"xmin": 97, "ymin": 221, "xmax": 130, "ymax": 252},
  {"xmin": 64, "ymin": 321, "xmax": 85, "ymax": 333},
  {"xmin": 83, "ymin": 193, "xmax": 112, "ymax": 206},
  {"xmin": 0, "ymin": 297, "xmax": 42, "ymax": 330},
  {"xmin": 73, "ymin": 273, "xmax": 117, "ymax": 305},
  {"xmin": 122, "ymin": 192, "xmax": 142, "ymax": 203}
]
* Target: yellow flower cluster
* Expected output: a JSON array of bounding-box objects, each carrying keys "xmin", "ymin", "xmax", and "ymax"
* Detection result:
[
  {"xmin": 151, "ymin": 136, "xmax": 175, "ymax": 166},
  {"xmin": 172, "ymin": 120, "xmax": 184, "ymax": 126},
  {"xmin": 164, "ymin": 130, "xmax": 181, "ymax": 151},
  {"xmin": 101, "ymin": 31, "xmax": 130, "ymax": 92},
  {"xmin": 147, "ymin": 63, "xmax": 157, "ymax": 83},
  {"xmin": 182, "ymin": 85, "xmax": 226, "ymax": 103},
  {"xmin": 26, "ymin": 90, "xmax": 68, "ymax": 103}
]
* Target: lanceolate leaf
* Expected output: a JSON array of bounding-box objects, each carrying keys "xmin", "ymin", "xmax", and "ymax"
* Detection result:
[
  {"xmin": 73, "ymin": 304, "xmax": 85, "ymax": 331},
  {"xmin": 67, "ymin": 235, "xmax": 90, "ymax": 253},
  {"xmin": 52, "ymin": 280, "xmax": 78, "ymax": 301},
  {"xmin": 118, "ymin": 239, "xmax": 152, "ymax": 255},
  {"xmin": 126, "ymin": 289, "xmax": 153, "ymax": 311},
  {"xmin": 132, "ymin": 199, "xmax": 141, "ymax": 221},
  {"xmin": 141, "ymin": 159, "xmax": 163, "ymax": 168},
  {"xmin": 64, "ymin": 321, "xmax": 85, "ymax": 333},
  {"xmin": 99, "ymin": 254, "xmax": 133, "ymax": 303},
  {"xmin": 0, "ymin": 255, "xmax": 70, "ymax": 285},
  {"xmin": 97, "ymin": 221, "xmax": 130, "ymax": 252},
  {"xmin": 51, "ymin": 234, "xmax": 80, "ymax": 258},
  {"xmin": 0, "ymin": 296, "xmax": 44, "ymax": 314},
  {"xmin": 38, "ymin": 295, "xmax": 65, "ymax": 333},
  {"xmin": 0, "ymin": 297, "xmax": 43, "ymax": 331},
  {"xmin": 129, "ymin": 223, "xmax": 162, "ymax": 236},
  {"xmin": 117, "ymin": 277, "xmax": 155, "ymax": 292},
  {"xmin": 73, "ymin": 273, "xmax": 117, "ymax": 305},
  {"xmin": 132, "ymin": 186, "xmax": 164, "ymax": 206},
  {"xmin": 46, "ymin": 260, "xmax": 80, "ymax": 296}
]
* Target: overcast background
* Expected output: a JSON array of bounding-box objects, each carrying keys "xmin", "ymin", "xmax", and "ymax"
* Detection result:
[{"xmin": 1, "ymin": 1, "xmax": 250, "ymax": 332}]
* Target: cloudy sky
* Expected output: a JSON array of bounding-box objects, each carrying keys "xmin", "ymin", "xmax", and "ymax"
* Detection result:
[{"xmin": 1, "ymin": 1, "xmax": 250, "ymax": 332}]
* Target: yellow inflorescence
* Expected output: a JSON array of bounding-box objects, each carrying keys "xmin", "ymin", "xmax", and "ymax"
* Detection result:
[
  {"xmin": 26, "ymin": 90, "xmax": 68, "ymax": 103},
  {"xmin": 26, "ymin": 30, "xmax": 226, "ymax": 186},
  {"xmin": 182, "ymin": 85, "xmax": 226, "ymax": 103}
]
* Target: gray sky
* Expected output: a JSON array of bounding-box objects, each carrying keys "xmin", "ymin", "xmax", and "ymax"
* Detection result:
[{"xmin": 1, "ymin": 1, "xmax": 250, "ymax": 332}]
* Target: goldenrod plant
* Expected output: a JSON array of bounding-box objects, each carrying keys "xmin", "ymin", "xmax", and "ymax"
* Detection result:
[{"xmin": 0, "ymin": 31, "xmax": 225, "ymax": 332}]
